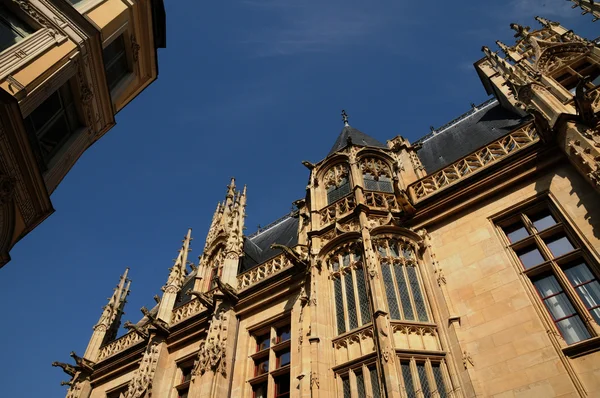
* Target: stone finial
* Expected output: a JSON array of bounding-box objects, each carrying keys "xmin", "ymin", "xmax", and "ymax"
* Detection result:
[
  {"xmin": 95, "ymin": 268, "xmax": 131, "ymax": 330},
  {"xmin": 162, "ymin": 229, "xmax": 192, "ymax": 293}
]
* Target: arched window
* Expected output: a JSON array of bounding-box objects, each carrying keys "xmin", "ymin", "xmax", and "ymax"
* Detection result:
[
  {"xmin": 374, "ymin": 238, "xmax": 429, "ymax": 322},
  {"xmin": 329, "ymin": 242, "xmax": 371, "ymax": 335},
  {"xmin": 360, "ymin": 158, "xmax": 393, "ymax": 193},
  {"xmin": 323, "ymin": 163, "xmax": 351, "ymax": 204}
]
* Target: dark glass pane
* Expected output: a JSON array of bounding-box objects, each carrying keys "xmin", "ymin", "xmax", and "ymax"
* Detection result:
[
  {"xmin": 503, "ymin": 222, "xmax": 529, "ymax": 243},
  {"xmin": 342, "ymin": 376, "xmax": 351, "ymax": 398},
  {"xmin": 345, "ymin": 272, "xmax": 358, "ymax": 330},
  {"xmin": 178, "ymin": 390, "xmax": 188, "ymax": 398},
  {"xmin": 256, "ymin": 333, "xmax": 270, "ymax": 351},
  {"xmin": 530, "ymin": 211, "xmax": 557, "ymax": 232},
  {"xmin": 277, "ymin": 348, "xmax": 290, "ymax": 368},
  {"xmin": 394, "ymin": 265, "xmax": 415, "ymax": 320},
  {"xmin": 407, "ymin": 266, "xmax": 428, "ymax": 322},
  {"xmin": 106, "ymin": 54, "xmax": 129, "ymax": 90},
  {"xmin": 401, "ymin": 362, "xmax": 416, "ymax": 398},
  {"xmin": 356, "ymin": 371, "xmax": 366, "ymax": 398},
  {"xmin": 275, "ymin": 374, "xmax": 290, "ymax": 397},
  {"xmin": 355, "ymin": 266, "xmax": 371, "ymax": 324},
  {"xmin": 253, "ymin": 382, "xmax": 268, "ymax": 398},
  {"xmin": 432, "ymin": 363, "xmax": 447, "ymax": 398},
  {"xmin": 181, "ymin": 366, "xmax": 192, "ymax": 382},
  {"xmin": 0, "ymin": 6, "xmax": 33, "ymax": 51},
  {"xmin": 381, "ymin": 263, "xmax": 401, "ymax": 319},
  {"xmin": 556, "ymin": 316, "xmax": 590, "ymax": 345},
  {"xmin": 516, "ymin": 246, "xmax": 545, "ymax": 269},
  {"xmin": 103, "ymin": 35, "xmax": 125, "ymax": 65},
  {"xmin": 334, "ymin": 277, "xmax": 346, "ymax": 334},
  {"xmin": 369, "ymin": 366, "xmax": 381, "ymax": 398},
  {"xmin": 545, "ymin": 235, "xmax": 575, "ymax": 258},
  {"xmin": 379, "ymin": 177, "xmax": 393, "ymax": 193},
  {"xmin": 254, "ymin": 358, "xmax": 269, "ymax": 376},
  {"xmin": 37, "ymin": 115, "xmax": 71, "ymax": 160},
  {"xmin": 277, "ymin": 325, "xmax": 291, "ymax": 343},
  {"xmin": 417, "ymin": 363, "xmax": 430, "ymax": 397},
  {"xmin": 565, "ymin": 263, "xmax": 600, "ymax": 325},
  {"xmin": 27, "ymin": 91, "xmax": 62, "ymax": 132}
]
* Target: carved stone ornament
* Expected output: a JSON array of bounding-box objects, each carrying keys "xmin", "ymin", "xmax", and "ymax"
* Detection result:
[
  {"xmin": 12, "ymin": 0, "xmax": 58, "ymax": 37},
  {"xmin": 360, "ymin": 157, "xmax": 392, "ymax": 179},
  {"xmin": 65, "ymin": 379, "xmax": 83, "ymax": 398},
  {"xmin": 123, "ymin": 342, "xmax": 160, "ymax": 398},
  {"xmin": 193, "ymin": 310, "xmax": 228, "ymax": 377},
  {"xmin": 310, "ymin": 372, "xmax": 320, "ymax": 389},
  {"xmin": 131, "ymin": 34, "xmax": 141, "ymax": 63},
  {"xmin": 323, "ymin": 163, "xmax": 349, "ymax": 189},
  {"xmin": 0, "ymin": 173, "xmax": 15, "ymax": 206},
  {"xmin": 463, "ymin": 351, "xmax": 474, "ymax": 369}
]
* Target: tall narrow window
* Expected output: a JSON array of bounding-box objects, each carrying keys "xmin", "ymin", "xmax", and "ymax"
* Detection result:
[
  {"xmin": 400, "ymin": 359, "xmax": 450, "ymax": 398},
  {"xmin": 374, "ymin": 239, "xmax": 429, "ymax": 322},
  {"xmin": 337, "ymin": 364, "xmax": 381, "ymax": 398},
  {"xmin": 552, "ymin": 58, "xmax": 600, "ymax": 94},
  {"xmin": 249, "ymin": 319, "xmax": 291, "ymax": 396},
  {"xmin": 324, "ymin": 164, "xmax": 351, "ymax": 204},
  {"xmin": 0, "ymin": 5, "xmax": 33, "ymax": 52},
  {"xmin": 25, "ymin": 82, "xmax": 82, "ymax": 168},
  {"xmin": 360, "ymin": 157, "xmax": 393, "ymax": 193},
  {"xmin": 497, "ymin": 202, "xmax": 600, "ymax": 345},
  {"xmin": 330, "ymin": 243, "xmax": 371, "ymax": 335},
  {"xmin": 173, "ymin": 360, "xmax": 193, "ymax": 398},
  {"xmin": 103, "ymin": 35, "xmax": 130, "ymax": 92}
]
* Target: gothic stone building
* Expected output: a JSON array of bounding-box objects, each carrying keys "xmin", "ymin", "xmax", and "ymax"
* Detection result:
[
  {"xmin": 0, "ymin": 0, "xmax": 166, "ymax": 267},
  {"xmin": 54, "ymin": 18, "xmax": 600, "ymax": 398}
]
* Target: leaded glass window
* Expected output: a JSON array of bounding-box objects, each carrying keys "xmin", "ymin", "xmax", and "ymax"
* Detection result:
[
  {"xmin": 324, "ymin": 163, "xmax": 351, "ymax": 204},
  {"xmin": 330, "ymin": 242, "xmax": 371, "ymax": 335},
  {"xmin": 374, "ymin": 238, "xmax": 429, "ymax": 322},
  {"xmin": 400, "ymin": 359, "xmax": 450, "ymax": 398},
  {"xmin": 360, "ymin": 157, "xmax": 393, "ymax": 193},
  {"xmin": 337, "ymin": 364, "xmax": 381, "ymax": 398}
]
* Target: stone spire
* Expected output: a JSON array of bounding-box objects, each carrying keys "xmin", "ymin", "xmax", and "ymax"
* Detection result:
[
  {"xmin": 84, "ymin": 268, "xmax": 131, "ymax": 361},
  {"xmin": 157, "ymin": 229, "xmax": 193, "ymax": 323},
  {"xmin": 570, "ymin": 0, "xmax": 600, "ymax": 21}
]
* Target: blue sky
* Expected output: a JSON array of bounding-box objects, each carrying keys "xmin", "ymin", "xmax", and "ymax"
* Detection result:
[{"xmin": 0, "ymin": 1, "xmax": 597, "ymax": 396}]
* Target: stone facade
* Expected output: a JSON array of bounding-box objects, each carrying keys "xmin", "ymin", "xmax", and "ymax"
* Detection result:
[
  {"xmin": 54, "ymin": 17, "xmax": 600, "ymax": 398},
  {"xmin": 0, "ymin": 0, "xmax": 166, "ymax": 268}
]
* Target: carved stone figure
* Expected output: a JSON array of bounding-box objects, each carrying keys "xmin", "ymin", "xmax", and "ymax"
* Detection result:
[{"xmin": 123, "ymin": 342, "xmax": 160, "ymax": 398}]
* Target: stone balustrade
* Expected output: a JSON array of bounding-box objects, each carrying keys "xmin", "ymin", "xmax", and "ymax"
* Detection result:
[
  {"xmin": 410, "ymin": 123, "xmax": 538, "ymax": 200},
  {"xmin": 237, "ymin": 253, "xmax": 292, "ymax": 290},
  {"xmin": 171, "ymin": 298, "xmax": 205, "ymax": 325}
]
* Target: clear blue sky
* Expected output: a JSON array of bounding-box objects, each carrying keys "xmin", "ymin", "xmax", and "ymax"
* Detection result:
[{"xmin": 0, "ymin": 1, "xmax": 597, "ymax": 396}]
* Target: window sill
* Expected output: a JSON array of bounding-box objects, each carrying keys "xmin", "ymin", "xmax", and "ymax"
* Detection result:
[
  {"xmin": 247, "ymin": 373, "xmax": 268, "ymax": 385},
  {"xmin": 563, "ymin": 336, "xmax": 600, "ymax": 358},
  {"xmin": 271, "ymin": 364, "xmax": 290, "ymax": 377},
  {"xmin": 174, "ymin": 380, "xmax": 191, "ymax": 391}
]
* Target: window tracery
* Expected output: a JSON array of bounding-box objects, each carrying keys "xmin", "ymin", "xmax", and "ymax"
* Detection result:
[
  {"xmin": 323, "ymin": 163, "xmax": 351, "ymax": 204},
  {"xmin": 373, "ymin": 237, "xmax": 430, "ymax": 322},
  {"xmin": 360, "ymin": 157, "xmax": 393, "ymax": 193},
  {"xmin": 328, "ymin": 242, "xmax": 371, "ymax": 335}
]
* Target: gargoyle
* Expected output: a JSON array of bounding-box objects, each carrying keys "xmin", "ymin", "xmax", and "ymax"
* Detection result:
[
  {"xmin": 153, "ymin": 295, "xmax": 161, "ymax": 304},
  {"xmin": 527, "ymin": 108, "xmax": 553, "ymax": 143},
  {"xmin": 574, "ymin": 77, "xmax": 598, "ymax": 127},
  {"xmin": 301, "ymin": 160, "xmax": 315, "ymax": 170},
  {"xmin": 70, "ymin": 351, "xmax": 94, "ymax": 372},
  {"xmin": 213, "ymin": 276, "xmax": 239, "ymax": 304},
  {"xmin": 141, "ymin": 306, "xmax": 169, "ymax": 334},
  {"xmin": 124, "ymin": 320, "xmax": 149, "ymax": 339},
  {"xmin": 186, "ymin": 289, "xmax": 215, "ymax": 309},
  {"xmin": 52, "ymin": 361, "xmax": 78, "ymax": 377},
  {"xmin": 270, "ymin": 244, "xmax": 308, "ymax": 269}
]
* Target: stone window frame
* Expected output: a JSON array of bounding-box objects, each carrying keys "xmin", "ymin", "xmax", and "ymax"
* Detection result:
[
  {"xmin": 550, "ymin": 55, "xmax": 600, "ymax": 96},
  {"xmin": 247, "ymin": 314, "xmax": 292, "ymax": 398},
  {"xmin": 0, "ymin": 1, "xmax": 68, "ymax": 82},
  {"xmin": 67, "ymin": 0, "xmax": 106, "ymax": 15},
  {"xmin": 105, "ymin": 382, "xmax": 129, "ymax": 398},
  {"xmin": 335, "ymin": 359, "xmax": 383, "ymax": 398},
  {"xmin": 327, "ymin": 240, "xmax": 372, "ymax": 336},
  {"xmin": 172, "ymin": 354, "xmax": 196, "ymax": 398},
  {"xmin": 320, "ymin": 160, "xmax": 352, "ymax": 207},
  {"xmin": 493, "ymin": 195, "xmax": 600, "ymax": 356},
  {"xmin": 397, "ymin": 355, "xmax": 452, "ymax": 398},
  {"xmin": 101, "ymin": 24, "xmax": 136, "ymax": 104},
  {"xmin": 372, "ymin": 236, "xmax": 432, "ymax": 324},
  {"xmin": 358, "ymin": 155, "xmax": 394, "ymax": 194}
]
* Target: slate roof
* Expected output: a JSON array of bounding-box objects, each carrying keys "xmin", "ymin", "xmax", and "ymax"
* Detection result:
[
  {"xmin": 328, "ymin": 125, "xmax": 387, "ymax": 156},
  {"xmin": 239, "ymin": 215, "xmax": 299, "ymax": 273},
  {"xmin": 414, "ymin": 100, "xmax": 530, "ymax": 174}
]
